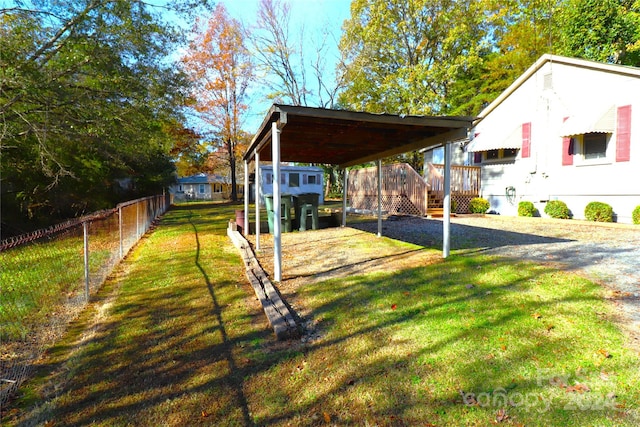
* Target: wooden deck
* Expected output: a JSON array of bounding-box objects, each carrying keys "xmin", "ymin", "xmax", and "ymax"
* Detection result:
[{"xmin": 347, "ymin": 163, "xmax": 480, "ymax": 216}]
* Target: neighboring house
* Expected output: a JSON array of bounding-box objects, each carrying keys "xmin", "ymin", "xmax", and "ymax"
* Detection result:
[
  {"xmin": 465, "ymin": 54, "xmax": 639, "ymax": 223},
  {"xmin": 170, "ymin": 173, "xmax": 243, "ymax": 202},
  {"xmin": 258, "ymin": 165, "xmax": 324, "ymax": 204}
]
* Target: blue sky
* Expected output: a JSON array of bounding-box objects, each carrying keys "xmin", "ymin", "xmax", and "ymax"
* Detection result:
[{"xmin": 222, "ymin": 0, "xmax": 353, "ymax": 131}]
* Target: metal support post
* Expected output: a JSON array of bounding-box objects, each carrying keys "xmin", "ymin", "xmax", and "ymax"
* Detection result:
[
  {"xmin": 443, "ymin": 142, "xmax": 452, "ymax": 258},
  {"xmin": 255, "ymin": 151, "xmax": 261, "ymax": 250},
  {"xmin": 342, "ymin": 168, "xmax": 348, "ymax": 227},
  {"xmin": 272, "ymin": 122, "xmax": 282, "ymax": 281},
  {"xmin": 377, "ymin": 159, "xmax": 382, "ymax": 237}
]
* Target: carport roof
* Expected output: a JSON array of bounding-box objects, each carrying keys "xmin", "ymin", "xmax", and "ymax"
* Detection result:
[{"xmin": 243, "ymin": 104, "xmax": 474, "ymax": 167}]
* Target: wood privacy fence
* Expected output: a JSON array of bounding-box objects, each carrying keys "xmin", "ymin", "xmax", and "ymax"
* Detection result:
[{"xmin": 347, "ymin": 163, "xmax": 480, "ymax": 216}]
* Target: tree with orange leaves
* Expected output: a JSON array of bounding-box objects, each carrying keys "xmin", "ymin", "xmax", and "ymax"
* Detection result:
[{"xmin": 181, "ymin": 3, "xmax": 254, "ymax": 202}]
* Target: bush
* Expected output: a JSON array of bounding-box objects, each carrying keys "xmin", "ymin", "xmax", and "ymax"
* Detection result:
[
  {"xmin": 469, "ymin": 197, "xmax": 490, "ymax": 214},
  {"xmin": 450, "ymin": 198, "xmax": 458, "ymax": 213},
  {"xmin": 633, "ymin": 206, "xmax": 640, "ymax": 225},
  {"xmin": 584, "ymin": 201, "xmax": 613, "ymax": 222},
  {"xmin": 518, "ymin": 201, "xmax": 537, "ymax": 217},
  {"xmin": 544, "ymin": 200, "xmax": 571, "ymax": 219}
]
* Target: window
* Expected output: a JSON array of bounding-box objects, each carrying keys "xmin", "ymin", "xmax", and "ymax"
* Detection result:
[
  {"xmin": 503, "ymin": 148, "xmax": 518, "ymax": 159},
  {"xmin": 308, "ymin": 174, "xmax": 318, "ymax": 184},
  {"xmin": 486, "ymin": 150, "xmax": 499, "ymax": 160},
  {"xmin": 289, "ymin": 173, "xmax": 300, "ymax": 187},
  {"xmin": 480, "ymin": 148, "xmax": 519, "ymax": 163},
  {"xmin": 199, "ymin": 184, "xmax": 205, "ymax": 194},
  {"xmin": 583, "ymin": 133, "xmax": 607, "ymax": 160},
  {"xmin": 265, "ymin": 172, "xmax": 272, "ymax": 185}
]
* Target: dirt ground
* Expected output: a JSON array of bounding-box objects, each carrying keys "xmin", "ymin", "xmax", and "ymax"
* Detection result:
[{"xmin": 245, "ymin": 214, "xmax": 640, "ymax": 351}]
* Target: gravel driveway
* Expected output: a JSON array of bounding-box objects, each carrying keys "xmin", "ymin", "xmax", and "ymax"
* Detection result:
[{"xmin": 350, "ymin": 214, "xmax": 640, "ymax": 348}]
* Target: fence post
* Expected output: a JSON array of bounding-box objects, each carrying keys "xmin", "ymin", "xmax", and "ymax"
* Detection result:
[{"xmin": 83, "ymin": 221, "xmax": 90, "ymax": 301}]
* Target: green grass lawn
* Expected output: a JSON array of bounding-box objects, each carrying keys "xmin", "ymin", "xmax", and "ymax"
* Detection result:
[{"xmin": 5, "ymin": 202, "xmax": 639, "ymax": 426}]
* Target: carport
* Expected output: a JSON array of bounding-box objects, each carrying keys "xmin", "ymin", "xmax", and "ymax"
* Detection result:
[{"xmin": 242, "ymin": 104, "xmax": 473, "ymax": 281}]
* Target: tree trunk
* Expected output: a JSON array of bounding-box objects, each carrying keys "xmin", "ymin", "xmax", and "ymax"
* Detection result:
[{"xmin": 229, "ymin": 140, "xmax": 238, "ymax": 202}]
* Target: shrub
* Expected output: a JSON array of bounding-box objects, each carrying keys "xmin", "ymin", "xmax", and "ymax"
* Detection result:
[
  {"xmin": 518, "ymin": 201, "xmax": 537, "ymax": 217},
  {"xmin": 634, "ymin": 206, "xmax": 640, "ymax": 225},
  {"xmin": 544, "ymin": 200, "xmax": 571, "ymax": 219},
  {"xmin": 469, "ymin": 197, "xmax": 490, "ymax": 214},
  {"xmin": 584, "ymin": 201, "xmax": 613, "ymax": 222},
  {"xmin": 450, "ymin": 198, "xmax": 458, "ymax": 213}
]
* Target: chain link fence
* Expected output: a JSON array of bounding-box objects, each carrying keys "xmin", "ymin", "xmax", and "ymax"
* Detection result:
[{"xmin": 0, "ymin": 194, "xmax": 171, "ymax": 408}]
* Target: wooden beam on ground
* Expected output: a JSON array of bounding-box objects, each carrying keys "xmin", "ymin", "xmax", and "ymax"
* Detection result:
[{"xmin": 227, "ymin": 222, "xmax": 299, "ymax": 340}]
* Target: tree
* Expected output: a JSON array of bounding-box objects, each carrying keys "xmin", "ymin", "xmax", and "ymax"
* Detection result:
[
  {"xmin": 337, "ymin": 0, "xmax": 488, "ymax": 170},
  {"xmin": 556, "ymin": 0, "xmax": 640, "ymax": 65},
  {"xmin": 1, "ymin": 1, "xmax": 207, "ymax": 236},
  {"xmin": 338, "ymin": 0, "xmax": 488, "ymax": 117},
  {"xmin": 447, "ymin": 0, "xmax": 562, "ymax": 116},
  {"xmin": 248, "ymin": 0, "xmax": 345, "ymax": 108},
  {"xmin": 181, "ymin": 3, "xmax": 254, "ymax": 202}
]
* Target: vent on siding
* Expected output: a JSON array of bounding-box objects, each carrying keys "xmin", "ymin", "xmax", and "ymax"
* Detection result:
[{"xmin": 543, "ymin": 73, "xmax": 553, "ymax": 90}]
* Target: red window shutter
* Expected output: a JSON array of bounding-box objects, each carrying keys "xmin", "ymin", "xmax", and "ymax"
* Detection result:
[
  {"xmin": 521, "ymin": 122, "xmax": 531, "ymax": 158},
  {"xmin": 472, "ymin": 133, "xmax": 482, "ymax": 164},
  {"xmin": 562, "ymin": 117, "xmax": 573, "ymax": 165},
  {"xmin": 616, "ymin": 105, "xmax": 631, "ymax": 162}
]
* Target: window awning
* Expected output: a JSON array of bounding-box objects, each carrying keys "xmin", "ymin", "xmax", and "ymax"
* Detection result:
[
  {"xmin": 559, "ymin": 105, "xmax": 616, "ymax": 137},
  {"xmin": 465, "ymin": 125, "xmax": 522, "ymax": 153}
]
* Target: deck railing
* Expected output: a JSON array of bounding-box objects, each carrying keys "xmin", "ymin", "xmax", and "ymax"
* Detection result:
[
  {"xmin": 347, "ymin": 163, "xmax": 429, "ymax": 215},
  {"xmin": 347, "ymin": 162, "xmax": 481, "ymax": 216},
  {"xmin": 427, "ymin": 163, "xmax": 481, "ymax": 196}
]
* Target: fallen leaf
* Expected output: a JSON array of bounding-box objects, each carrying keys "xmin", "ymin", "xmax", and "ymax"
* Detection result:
[
  {"xmin": 459, "ymin": 390, "xmax": 478, "ymax": 405},
  {"xmin": 201, "ymin": 410, "xmax": 209, "ymax": 418},
  {"xmin": 597, "ymin": 349, "xmax": 612, "ymax": 358},
  {"xmin": 495, "ymin": 408, "xmax": 510, "ymax": 422},
  {"xmin": 546, "ymin": 324, "xmax": 554, "ymax": 331},
  {"xmin": 565, "ymin": 383, "xmax": 590, "ymax": 393},
  {"xmin": 550, "ymin": 376, "xmax": 568, "ymax": 388},
  {"xmin": 532, "ymin": 313, "xmax": 542, "ymax": 319},
  {"xmin": 391, "ymin": 304, "xmax": 397, "ymax": 310},
  {"xmin": 323, "ymin": 412, "xmax": 331, "ymax": 423}
]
